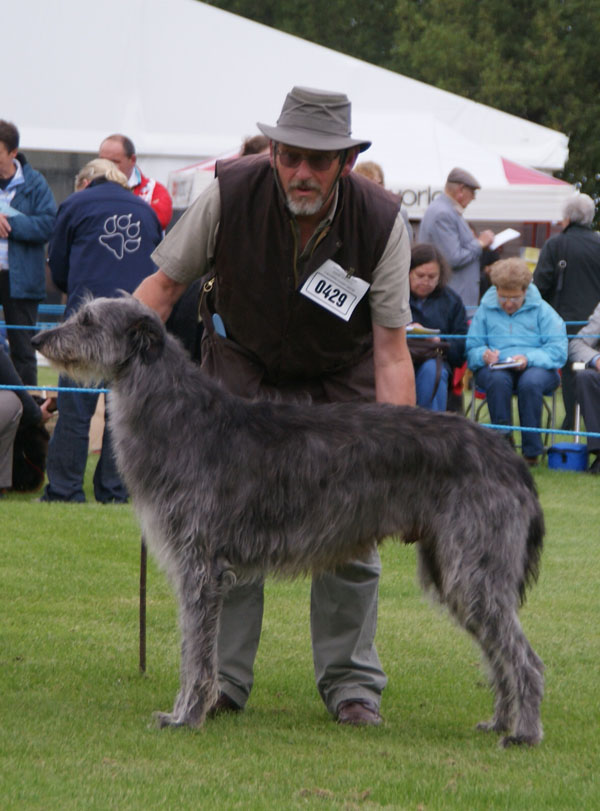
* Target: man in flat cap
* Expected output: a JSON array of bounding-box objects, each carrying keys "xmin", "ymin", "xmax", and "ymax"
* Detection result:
[
  {"xmin": 419, "ymin": 167, "xmax": 495, "ymax": 307},
  {"xmin": 135, "ymin": 86, "xmax": 414, "ymax": 726}
]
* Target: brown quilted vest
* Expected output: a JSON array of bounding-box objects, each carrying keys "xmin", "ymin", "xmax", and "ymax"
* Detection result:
[{"xmin": 212, "ymin": 155, "xmax": 398, "ymax": 384}]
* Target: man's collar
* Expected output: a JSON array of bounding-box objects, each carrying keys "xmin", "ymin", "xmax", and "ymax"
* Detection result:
[
  {"xmin": 128, "ymin": 165, "xmax": 142, "ymax": 188},
  {"xmin": 319, "ymin": 185, "xmax": 339, "ymax": 226},
  {"xmin": 443, "ymin": 191, "xmax": 465, "ymax": 215},
  {"xmin": 5, "ymin": 159, "xmax": 24, "ymax": 190}
]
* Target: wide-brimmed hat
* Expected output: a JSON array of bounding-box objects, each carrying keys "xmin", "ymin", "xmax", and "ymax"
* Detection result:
[
  {"xmin": 447, "ymin": 167, "xmax": 481, "ymax": 190},
  {"xmin": 257, "ymin": 86, "xmax": 371, "ymax": 153}
]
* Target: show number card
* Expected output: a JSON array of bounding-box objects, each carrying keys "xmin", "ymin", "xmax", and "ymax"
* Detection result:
[{"xmin": 300, "ymin": 260, "xmax": 369, "ymax": 322}]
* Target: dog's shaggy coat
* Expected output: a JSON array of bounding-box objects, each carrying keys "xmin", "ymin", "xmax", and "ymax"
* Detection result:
[{"xmin": 33, "ymin": 296, "xmax": 545, "ymax": 746}]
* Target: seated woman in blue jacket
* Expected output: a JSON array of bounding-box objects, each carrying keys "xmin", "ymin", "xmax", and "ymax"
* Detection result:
[
  {"xmin": 467, "ymin": 257, "xmax": 567, "ymax": 465},
  {"xmin": 408, "ymin": 243, "xmax": 467, "ymax": 410}
]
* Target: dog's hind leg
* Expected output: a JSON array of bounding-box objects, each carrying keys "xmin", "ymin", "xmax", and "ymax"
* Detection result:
[
  {"xmin": 496, "ymin": 617, "xmax": 544, "ymax": 748},
  {"xmin": 415, "ymin": 542, "xmax": 515, "ymax": 732},
  {"xmin": 471, "ymin": 610, "xmax": 517, "ymax": 736},
  {"xmin": 417, "ymin": 541, "xmax": 543, "ymax": 747},
  {"xmin": 155, "ymin": 551, "xmax": 223, "ymax": 729},
  {"xmin": 471, "ymin": 605, "xmax": 544, "ymax": 747}
]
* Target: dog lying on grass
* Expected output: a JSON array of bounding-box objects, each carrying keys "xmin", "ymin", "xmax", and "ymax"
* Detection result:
[{"xmin": 32, "ymin": 295, "xmax": 545, "ymax": 746}]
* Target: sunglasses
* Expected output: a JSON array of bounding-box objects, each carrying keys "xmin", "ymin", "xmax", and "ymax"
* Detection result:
[{"xmin": 276, "ymin": 146, "xmax": 341, "ymax": 172}]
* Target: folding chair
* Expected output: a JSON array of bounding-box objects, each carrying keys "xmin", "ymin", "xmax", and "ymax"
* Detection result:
[{"xmin": 467, "ymin": 377, "xmax": 559, "ymax": 451}]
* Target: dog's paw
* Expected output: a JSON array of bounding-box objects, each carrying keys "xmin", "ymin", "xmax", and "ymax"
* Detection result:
[
  {"xmin": 499, "ymin": 733, "xmax": 541, "ymax": 748},
  {"xmin": 153, "ymin": 707, "xmax": 207, "ymax": 729},
  {"xmin": 154, "ymin": 711, "xmax": 185, "ymax": 729},
  {"xmin": 476, "ymin": 719, "xmax": 509, "ymax": 734}
]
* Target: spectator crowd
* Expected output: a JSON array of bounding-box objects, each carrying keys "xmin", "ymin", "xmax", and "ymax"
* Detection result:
[{"xmin": 3, "ymin": 104, "xmax": 600, "ymax": 509}]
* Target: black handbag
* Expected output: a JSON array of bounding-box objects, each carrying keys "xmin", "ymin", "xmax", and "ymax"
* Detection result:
[
  {"xmin": 11, "ymin": 422, "xmax": 50, "ymax": 492},
  {"xmin": 407, "ymin": 337, "xmax": 450, "ymax": 368},
  {"xmin": 408, "ymin": 337, "xmax": 450, "ymax": 406}
]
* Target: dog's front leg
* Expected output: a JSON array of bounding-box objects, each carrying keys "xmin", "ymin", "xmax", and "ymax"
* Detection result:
[{"xmin": 155, "ymin": 554, "xmax": 223, "ymax": 729}]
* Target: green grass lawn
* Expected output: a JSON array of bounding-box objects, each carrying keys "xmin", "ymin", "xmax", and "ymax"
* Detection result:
[{"xmin": 1, "ymin": 448, "xmax": 598, "ymax": 809}]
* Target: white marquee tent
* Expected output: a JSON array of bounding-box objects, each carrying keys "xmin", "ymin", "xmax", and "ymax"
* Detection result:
[{"xmin": 6, "ymin": 0, "xmax": 573, "ymax": 221}]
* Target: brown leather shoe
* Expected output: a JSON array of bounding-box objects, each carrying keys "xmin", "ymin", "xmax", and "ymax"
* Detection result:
[
  {"xmin": 524, "ymin": 455, "xmax": 539, "ymax": 468},
  {"xmin": 336, "ymin": 699, "xmax": 382, "ymax": 726},
  {"xmin": 207, "ymin": 692, "xmax": 242, "ymax": 718}
]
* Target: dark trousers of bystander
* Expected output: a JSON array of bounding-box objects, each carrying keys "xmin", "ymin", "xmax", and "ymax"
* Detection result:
[{"xmin": 0, "ymin": 270, "xmax": 39, "ymax": 386}]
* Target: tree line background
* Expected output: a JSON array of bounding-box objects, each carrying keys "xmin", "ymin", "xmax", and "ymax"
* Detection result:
[{"xmin": 204, "ymin": 0, "xmax": 600, "ymax": 206}]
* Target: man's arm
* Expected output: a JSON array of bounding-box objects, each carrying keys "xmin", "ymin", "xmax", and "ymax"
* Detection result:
[
  {"xmin": 532, "ymin": 238, "xmax": 558, "ymax": 303},
  {"xmin": 428, "ymin": 214, "xmax": 482, "ymax": 270},
  {"xmin": 9, "ymin": 174, "xmax": 56, "ymax": 243},
  {"xmin": 568, "ymin": 302, "xmax": 600, "ymax": 366},
  {"xmin": 137, "ymin": 178, "xmax": 221, "ymax": 321},
  {"xmin": 372, "ymin": 323, "xmax": 416, "ymax": 406},
  {"xmin": 134, "ymin": 269, "xmax": 188, "ymax": 322}
]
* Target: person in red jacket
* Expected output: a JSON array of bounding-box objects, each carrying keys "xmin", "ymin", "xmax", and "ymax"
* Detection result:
[{"xmin": 99, "ymin": 134, "xmax": 173, "ymax": 230}]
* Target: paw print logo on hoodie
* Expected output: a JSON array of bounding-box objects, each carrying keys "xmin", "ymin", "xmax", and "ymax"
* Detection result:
[{"xmin": 99, "ymin": 214, "xmax": 142, "ymax": 259}]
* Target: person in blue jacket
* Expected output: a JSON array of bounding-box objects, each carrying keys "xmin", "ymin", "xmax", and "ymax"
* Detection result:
[
  {"xmin": 0, "ymin": 120, "xmax": 56, "ymax": 385},
  {"xmin": 467, "ymin": 257, "xmax": 567, "ymax": 465},
  {"xmin": 408, "ymin": 243, "xmax": 467, "ymax": 410},
  {"xmin": 41, "ymin": 159, "xmax": 162, "ymax": 503}
]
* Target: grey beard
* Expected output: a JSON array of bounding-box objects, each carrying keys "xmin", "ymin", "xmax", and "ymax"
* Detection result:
[{"xmin": 286, "ymin": 192, "xmax": 325, "ymax": 217}]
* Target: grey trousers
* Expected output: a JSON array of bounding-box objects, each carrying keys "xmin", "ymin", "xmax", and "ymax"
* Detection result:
[
  {"xmin": 0, "ymin": 391, "xmax": 23, "ymax": 488},
  {"xmin": 200, "ymin": 333, "xmax": 387, "ymax": 715},
  {"xmin": 216, "ymin": 546, "xmax": 387, "ymax": 716}
]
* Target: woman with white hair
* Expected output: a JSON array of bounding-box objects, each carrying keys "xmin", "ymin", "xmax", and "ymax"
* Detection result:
[
  {"xmin": 468, "ymin": 258, "xmax": 567, "ymax": 466},
  {"xmin": 41, "ymin": 158, "xmax": 162, "ymax": 503},
  {"xmin": 533, "ymin": 191, "xmax": 600, "ymax": 428}
]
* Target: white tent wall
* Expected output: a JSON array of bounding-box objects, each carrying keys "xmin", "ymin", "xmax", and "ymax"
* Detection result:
[
  {"xmin": 7, "ymin": 0, "xmax": 572, "ymax": 223},
  {"xmin": 169, "ymin": 111, "xmax": 574, "ymax": 225},
  {"xmin": 352, "ymin": 112, "xmax": 573, "ymax": 223}
]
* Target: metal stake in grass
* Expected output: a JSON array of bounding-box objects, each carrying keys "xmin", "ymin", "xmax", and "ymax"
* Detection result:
[{"xmin": 139, "ymin": 536, "xmax": 147, "ymax": 673}]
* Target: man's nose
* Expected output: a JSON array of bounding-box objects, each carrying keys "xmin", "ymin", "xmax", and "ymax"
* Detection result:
[{"xmin": 293, "ymin": 158, "xmax": 315, "ymax": 179}]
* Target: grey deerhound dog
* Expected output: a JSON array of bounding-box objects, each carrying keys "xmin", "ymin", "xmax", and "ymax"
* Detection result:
[{"xmin": 33, "ymin": 296, "xmax": 545, "ymax": 747}]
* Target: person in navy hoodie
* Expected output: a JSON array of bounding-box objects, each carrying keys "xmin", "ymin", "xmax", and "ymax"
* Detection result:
[{"xmin": 41, "ymin": 159, "xmax": 162, "ymax": 503}]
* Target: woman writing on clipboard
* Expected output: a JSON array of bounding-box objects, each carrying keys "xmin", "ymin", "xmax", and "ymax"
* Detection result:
[{"xmin": 467, "ymin": 258, "xmax": 567, "ymax": 466}]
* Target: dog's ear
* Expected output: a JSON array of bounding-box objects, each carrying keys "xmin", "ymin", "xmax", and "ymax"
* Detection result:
[{"xmin": 126, "ymin": 315, "xmax": 166, "ymax": 365}]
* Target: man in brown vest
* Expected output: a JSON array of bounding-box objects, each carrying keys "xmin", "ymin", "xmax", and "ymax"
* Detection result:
[{"xmin": 135, "ymin": 86, "xmax": 415, "ymax": 726}]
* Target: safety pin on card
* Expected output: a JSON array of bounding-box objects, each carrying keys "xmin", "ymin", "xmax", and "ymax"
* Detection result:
[{"xmin": 299, "ymin": 259, "xmax": 369, "ymax": 322}]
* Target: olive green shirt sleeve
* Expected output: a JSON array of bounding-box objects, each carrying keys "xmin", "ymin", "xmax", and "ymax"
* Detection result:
[
  {"xmin": 151, "ymin": 178, "xmax": 221, "ymax": 285},
  {"xmin": 368, "ymin": 212, "xmax": 412, "ymax": 329}
]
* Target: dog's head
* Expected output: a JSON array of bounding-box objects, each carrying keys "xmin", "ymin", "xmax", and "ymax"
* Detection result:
[{"xmin": 32, "ymin": 294, "xmax": 166, "ymax": 384}]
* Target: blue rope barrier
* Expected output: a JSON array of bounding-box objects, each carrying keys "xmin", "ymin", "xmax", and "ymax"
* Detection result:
[
  {"xmin": 38, "ymin": 304, "xmax": 66, "ymax": 315},
  {"xmin": 406, "ymin": 332, "xmax": 600, "ymax": 340},
  {"xmin": 0, "ymin": 384, "xmax": 109, "ymax": 394},
  {"xmin": 479, "ymin": 422, "xmax": 600, "ymax": 438},
  {"xmin": 2, "ymin": 384, "xmax": 598, "ymax": 439},
  {"xmin": 0, "ymin": 323, "xmax": 64, "ymax": 331}
]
